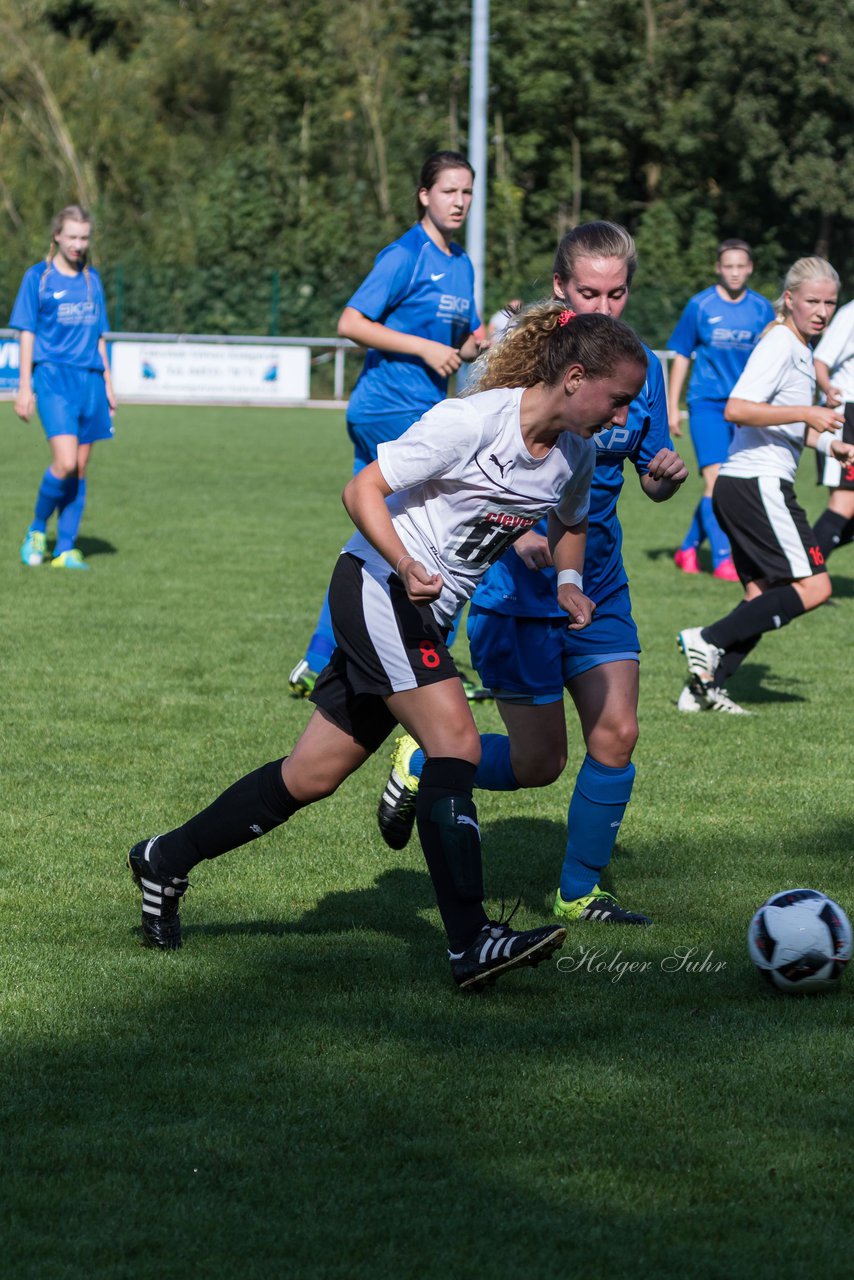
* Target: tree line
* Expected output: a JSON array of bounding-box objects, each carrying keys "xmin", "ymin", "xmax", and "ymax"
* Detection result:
[{"xmin": 1, "ymin": 0, "xmax": 851, "ymax": 346}]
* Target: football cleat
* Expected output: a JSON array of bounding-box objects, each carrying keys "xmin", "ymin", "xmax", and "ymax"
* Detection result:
[
  {"xmin": 712, "ymin": 556, "xmax": 740, "ymax": 582},
  {"xmin": 377, "ymin": 733, "xmax": 420, "ymax": 849},
  {"xmin": 553, "ymin": 885, "xmax": 652, "ymax": 926},
  {"xmin": 449, "ymin": 921, "xmax": 566, "ymax": 991},
  {"xmin": 51, "ymin": 548, "xmax": 89, "ymax": 571},
  {"xmin": 20, "ymin": 529, "xmax": 47, "ymax": 566},
  {"xmin": 674, "ymin": 547, "xmax": 701, "ymax": 575},
  {"xmin": 460, "ymin": 674, "xmax": 493, "ymax": 702},
  {"xmin": 677, "ymin": 626, "xmax": 722, "ymax": 680},
  {"xmin": 705, "ymin": 685, "xmax": 751, "ymax": 715},
  {"xmin": 288, "ymin": 658, "xmax": 317, "ymax": 698},
  {"xmin": 677, "ymin": 680, "xmax": 705, "ymax": 713},
  {"xmin": 128, "ymin": 838, "xmax": 189, "ymax": 950}
]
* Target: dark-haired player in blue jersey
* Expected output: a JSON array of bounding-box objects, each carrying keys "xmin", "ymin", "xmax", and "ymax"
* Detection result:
[
  {"xmin": 289, "ymin": 151, "xmax": 482, "ymax": 697},
  {"xmin": 11, "ymin": 204, "xmax": 115, "ymax": 571},
  {"xmin": 377, "ymin": 223, "xmax": 688, "ymax": 926},
  {"xmin": 669, "ymin": 240, "xmax": 774, "ymax": 581}
]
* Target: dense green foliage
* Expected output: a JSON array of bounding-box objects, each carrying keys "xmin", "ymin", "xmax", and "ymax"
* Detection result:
[
  {"xmin": 1, "ymin": 1, "xmax": 852, "ymax": 344},
  {"xmin": 2, "ymin": 403, "xmax": 853, "ymax": 1278}
]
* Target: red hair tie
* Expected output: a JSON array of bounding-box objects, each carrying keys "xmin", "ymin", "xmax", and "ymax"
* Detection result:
[{"xmin": 557, "ymin": 308, "xmax": 576, "ymax": 327}]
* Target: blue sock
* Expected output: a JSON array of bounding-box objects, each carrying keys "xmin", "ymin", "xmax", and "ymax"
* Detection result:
[
  {"xmin": 55, "ymin": 477, "xmax": 86, "ymax": 555},
  {"xmin": 474, "ymin": 734, "xmax": 520, "ymax": 791},
  {"xmin": 32, "ymin": 469, "xmax": 68, "ymax": 532},
  {"xmin": 680, "ymin": 501, "xmax": 703, "ymax": 552},
  {"xmin": 408, "ymin": 734, "xmax": 519, "ymax": 791},
  {"xmin": 701, "ymin": 496, "xmax": 731, "ymax": 567},
  {"xmin": 559, "ymin": 755, "xmax": 636, "ymax": 901},
  {"xmin": 305, "ymin": 593, "xmax": 337, "ymax": 674}
]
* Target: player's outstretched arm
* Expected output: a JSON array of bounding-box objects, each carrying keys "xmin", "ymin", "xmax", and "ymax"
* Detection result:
[
  {"xmin": 548, "ymin": 510, "xmax": 595, "ymax": 631},
  {"xmin": 726, "ymin": 397, "xmax": 844, "ymax": 434},
  {"xmin": 342, "ymin": 462, "xmax": 443, "ymax": 604}
]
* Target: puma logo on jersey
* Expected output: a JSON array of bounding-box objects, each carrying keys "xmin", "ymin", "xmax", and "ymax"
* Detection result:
[
  {"xmin": 489, "ymin": 453, "xmax": 511, "ymax": 477},
  {"xmin": 431, "ymin": 272, "xmax": 445, "ymax": 282},
  {"xmin": 53, "ymin": 290, "xmax": 68, "ymax": 299}
]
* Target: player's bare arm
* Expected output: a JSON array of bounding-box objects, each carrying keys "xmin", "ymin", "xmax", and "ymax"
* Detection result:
[
  {"xmin": 342, "ymin": 461, "xmax": 443, "ymax": 604},
  {"xmin": 548, "ymin": 510, "xmax": 595, "ymax": 630}
]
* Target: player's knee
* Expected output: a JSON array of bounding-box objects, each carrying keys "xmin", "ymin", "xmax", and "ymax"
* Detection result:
[
  {"xmin": 511, "ymin": 743, "xmax": 566, "ymax": 787},
  {"xmin": 801, "ymin": 574, "xmax": 832, "ymax": 610},
  {"xmin": 587, "ymin": 719, "xmax": 638, "ymax": 769}
]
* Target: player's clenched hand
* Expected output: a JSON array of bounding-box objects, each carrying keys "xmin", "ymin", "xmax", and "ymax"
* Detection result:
[
  {"xmin": 558, "ymin": 584, "xmax": 596, "ymax": 631},
  {"xmin": 420, "ymin": 340, "xmax": 462, "ymax": 378},
  {"xmin": 825, "ymin": 385, "xmax": 843, "ymax": 409},
  {"xmin": 513, "ymin": 530, "xmax": 553, "ymax": 570},
  {"xmin": 830, "ymin": 440, "xmax": 854, "ymax": 466},
  {"xmin": 804, "ymin": 405, "xmax": 844, "ymax": 434},
  {"xmin": 400, "ymin": 557, "xmax": 443, "ymax": 604},
  {"xmin": 646, "ymin": 447, "xmax": 689, "ymax": 484},
  {"xmin": 14, "ymin": 389, "xmax": 35, "ymax": 422}
]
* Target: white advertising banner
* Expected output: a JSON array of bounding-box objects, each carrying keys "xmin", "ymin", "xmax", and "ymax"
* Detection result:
[{"xmin": 110, "ymin": 341, "xmax": 310, "ymax": 403}]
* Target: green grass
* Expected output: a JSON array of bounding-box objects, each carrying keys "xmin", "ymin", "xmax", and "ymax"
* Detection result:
[{"xmin": 1, "ymin": 403, "xmax": 852, "ymax": 1279}]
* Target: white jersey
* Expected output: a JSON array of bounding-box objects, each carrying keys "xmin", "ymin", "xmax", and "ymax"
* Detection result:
[
  {"xmin": 814, "ymin": 299, "xmax": 854, "ymax": 404},
  {"xmin": 344, "ymin": 385, "xmax": 596, "ymax": 626},
  {"xmin": 720, "ymin": 323, "xmax": 815, "ymax": 483}
]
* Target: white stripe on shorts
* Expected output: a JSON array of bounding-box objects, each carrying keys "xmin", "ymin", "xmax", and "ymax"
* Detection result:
[
  {"xmin": 359, "ymin": 565, "xmax": 419, "ymax": 692},
  {"xmin": 757, "ymin": 476, "xmax": 811, "ymax": 578}
]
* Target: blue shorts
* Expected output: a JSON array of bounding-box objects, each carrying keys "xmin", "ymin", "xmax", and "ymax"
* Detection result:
[
  {"xmin": 347, "ymin": 411, "xmax": 425, "ymax": 471},
  {"xmin": 687, "ymin": 398, "xmax": 733, "ymax": 471},
  {"xmin": 34, "ymin": 362, "xmax": 113, "ymax": 444},
  {"xmin": 467, "ymin": 584, "xmax": 640, "ymax": 704}
]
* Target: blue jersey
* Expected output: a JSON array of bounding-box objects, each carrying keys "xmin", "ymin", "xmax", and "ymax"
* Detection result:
[
  {"xmin": 471, "ymin": 346, "xmax": 669, "ymax": 617},
  {"xmin": 346, "ymin": 223, "xmax": 479, "ymax": 424},
  {"xmin": 9, "ymin": 261, "xmax": 109, "ymax": 371},
  {"xmin": 668, "ymin": 286, "xmax": 774, "ymax": 403}
]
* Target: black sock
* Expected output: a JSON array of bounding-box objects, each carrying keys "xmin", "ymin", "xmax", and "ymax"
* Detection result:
[
  {"xmin": 152, "ymin": 758, "xmax": 304, "ymax": 879},
  {"xmin": 415, "ymin": 757, "xmax": 489, "ymax": 953},
  {"xmin": 813, "ymin": 509, "xmax": 848, "ymax": 560},
  {"xmin": 714, "ymin": 635, "xmax": 760, "ymax": 688},
  {"xmin": 703, "ymin": 585, "xmax": 806, "ymax": 651}
]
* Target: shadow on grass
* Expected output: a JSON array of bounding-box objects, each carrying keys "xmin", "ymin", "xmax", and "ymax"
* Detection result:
[
  {"xmin": 8, "ymin": 818, "xmax": 854, "ymax": 1276},
  {"xmin": 74, "ymin": 534, "xmax": 118, "ymax": 559}
]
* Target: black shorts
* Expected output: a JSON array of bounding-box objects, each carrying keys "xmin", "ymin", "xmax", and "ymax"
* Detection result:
[
  {"xmin": 309, "ymin": 552, "xmax": 458, "ymax": 753},
  {"xmin": 816, "ymin": 402, "xmax": 854, "ymax": 489},
  {"xmin": 713, "ymin": 474, "xmax": 827, "ymax": 584}
]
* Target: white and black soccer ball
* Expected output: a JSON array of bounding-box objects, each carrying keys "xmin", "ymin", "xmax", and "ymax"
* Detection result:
[{"xmin": 748, "ymin": 889, "xmax": 852, "ymax": 993}]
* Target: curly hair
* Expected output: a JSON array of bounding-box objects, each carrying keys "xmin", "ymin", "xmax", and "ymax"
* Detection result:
[{"xmin": 464, "ymin": 300, "xmax": 646, "ymax": 395}]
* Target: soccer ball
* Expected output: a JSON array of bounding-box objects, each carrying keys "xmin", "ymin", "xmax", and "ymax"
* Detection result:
[{"xmin": 748, "ymin": 889, "xmax": 852, "ymax": 993}]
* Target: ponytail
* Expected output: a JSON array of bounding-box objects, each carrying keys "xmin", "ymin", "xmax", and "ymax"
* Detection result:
[{"xmin": 465, "ymin": 300, "xmax": 646, "ymax": 394}]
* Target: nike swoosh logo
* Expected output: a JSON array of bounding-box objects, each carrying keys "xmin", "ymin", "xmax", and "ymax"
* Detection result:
[
  {"xmin": 708, "ymin": 316, "xmax": 722, "ymax": 323},
  {"xmin": 53, "ymin": 291, "xmax": 68, "ymax": 299},
  {"xmin": 430, "ymin": 273, "xmax": 445, "ymax": 282}
]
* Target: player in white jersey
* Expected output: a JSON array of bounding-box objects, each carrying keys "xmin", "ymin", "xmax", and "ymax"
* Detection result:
[
  {"xmin": 811, "ymin": 297, "xmax": 854, "ymax": 560},
  {"xmin": 676, "ymin": 258, "xmax": 854, "ymax": 713},
  {"xmin": 125, "ymin": 305, "xmax": 648, "ymax": 992}
]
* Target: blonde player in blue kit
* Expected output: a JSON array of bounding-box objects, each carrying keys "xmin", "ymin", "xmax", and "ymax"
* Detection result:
[
  {"xmin": 378, "ymin": 223, "xmax": 688, "ymax": 925},
  {"xmin": 669, "ymin": 240, "xmax": 774, "ymax": 581},
  {"xmin": 11, "ymin": 204, "xmax": 115, "ymax": 571},
  {"xmin": 289, "ymin": 152, "xmax": 482, "ymax": 697}
]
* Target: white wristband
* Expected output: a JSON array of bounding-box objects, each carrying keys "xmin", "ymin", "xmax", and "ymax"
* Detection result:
[
  {"xmin": 556, "ymin": 569, "xmax": 583, "ymax": 590},
  {"xmin": 814, "ymin": 431, "xmax": 834, "ymax": 456}
]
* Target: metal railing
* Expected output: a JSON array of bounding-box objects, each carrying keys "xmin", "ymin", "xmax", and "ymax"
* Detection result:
[{"xmin": 0, "ymin": 328, "xmax": 677, "ymax": 404}]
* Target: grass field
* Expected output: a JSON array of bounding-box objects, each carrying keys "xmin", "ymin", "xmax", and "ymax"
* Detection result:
[{"xmin": 2, "ymin": 403, "xmax": 852, "ymax": 1279}]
